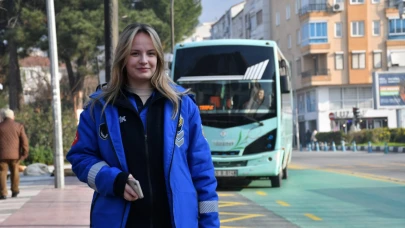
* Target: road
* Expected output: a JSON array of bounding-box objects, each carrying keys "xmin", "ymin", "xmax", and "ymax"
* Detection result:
[{"xmin": 216, "ymin": 151, "xmax": 405, "ymax": 228}]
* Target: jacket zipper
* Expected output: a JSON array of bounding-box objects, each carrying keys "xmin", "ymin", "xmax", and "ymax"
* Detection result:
[
  {"xmin": 168, "ymin": 100, "xmax": 182, "ymax": 228},
  {"xmin": 145, "ymin": 133, "xmax": 154, "ymax": 228}
]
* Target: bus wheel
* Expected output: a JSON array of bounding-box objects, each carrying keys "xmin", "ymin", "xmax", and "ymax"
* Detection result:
[
  {"xmin": 282, "ymin": 166, "xmax": 288, "ymax": 180},
  {"xmin": 270, "ymin": 173, "xmax": 282, "ymax": 187}
]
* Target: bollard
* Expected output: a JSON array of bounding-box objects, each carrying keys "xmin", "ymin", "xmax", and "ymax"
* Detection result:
[
  {"xmin": 316, "ymin": 142, "xmax": 320, "ymax": 152},
  {"xmin": 332, "ymin": 141, "xmax": 336, "ymax": 152},
  {"xmin": 341, "ymin": 140, "xmax": 346, "ymax": 152},
  {"xmin": 323, "ymin": 142, "xmax": 328, "ymax": 151},
  {"xmin": 352, "ymin": 141, "xmax": 357, "ymax": 152},
  {"xmin": 384, "ymin": 142, "xmax": 389, "ymax": 154},
  {"xmin": 368, "ymin": 141, "xmax": 372, "ymax": 153},
  {"xmin": 307, "ymin": 143, "xmax": 312, "ymax": 151}
]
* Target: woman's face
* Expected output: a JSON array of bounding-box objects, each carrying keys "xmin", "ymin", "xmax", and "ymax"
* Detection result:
[{"xmin": 125, "ymin": 32, "xmax": 157, "ymax": 88}]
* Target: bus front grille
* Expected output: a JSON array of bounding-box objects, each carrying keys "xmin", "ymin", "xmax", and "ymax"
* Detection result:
[
  {"xmin": 211, "ymin": 151, "xmax": 239, "ymax": 156},
  {"xmin": 213, "ymin": 161, "xmax": 248, "ymax": 168}
]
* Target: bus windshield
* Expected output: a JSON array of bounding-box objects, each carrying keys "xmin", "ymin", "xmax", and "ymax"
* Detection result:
[
  {"xmin": 173, "ymin": 45, "xmax": 276, "ymax": 81},
  {"xmin": 178, "ymin": 80, "xmax": 276, "ymax": 128}
]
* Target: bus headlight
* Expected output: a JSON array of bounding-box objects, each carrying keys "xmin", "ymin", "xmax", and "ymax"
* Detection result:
[{"xmin": 243, "ymin": 129, "xmax": 277, "ymax": 155}]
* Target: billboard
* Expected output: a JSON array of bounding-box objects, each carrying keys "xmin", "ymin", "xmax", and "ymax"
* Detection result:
[{"xmin": 373, "ymin": 72, "xmax": 405, "ymax": 109}]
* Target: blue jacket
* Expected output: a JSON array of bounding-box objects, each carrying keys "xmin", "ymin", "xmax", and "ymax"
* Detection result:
[{"xmin": 66, "ymin": 87, "xmax": 219, "ymax": 228}]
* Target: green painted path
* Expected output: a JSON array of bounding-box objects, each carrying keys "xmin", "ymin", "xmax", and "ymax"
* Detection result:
[{"xmin": 239, "ymin": 169, "xmax": 405, "ymax": 228}]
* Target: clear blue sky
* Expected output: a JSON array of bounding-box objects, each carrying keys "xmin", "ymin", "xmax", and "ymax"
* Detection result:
[{"xmin": 199, "ymin": 0, "xmax": 241, "ymax": 23}]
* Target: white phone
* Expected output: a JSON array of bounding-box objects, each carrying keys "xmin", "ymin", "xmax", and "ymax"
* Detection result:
[{"xmin": 127, "ymin": 178, "xmax": 144, "ymax": 199}]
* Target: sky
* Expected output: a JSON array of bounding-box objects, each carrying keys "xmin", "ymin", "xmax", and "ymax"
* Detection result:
[{"xmin": 198, "ymin": 0, "xmax": 242, "ymax": 23}]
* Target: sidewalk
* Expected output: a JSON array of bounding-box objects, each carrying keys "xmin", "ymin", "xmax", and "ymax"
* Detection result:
[{"xmin": 0, "ymin": 173, "xmax": 93, "ymax": 227}]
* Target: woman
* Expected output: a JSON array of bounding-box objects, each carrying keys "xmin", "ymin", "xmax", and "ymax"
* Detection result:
[{"xmin": 67, "ymin": 23, "xmax": 219, "ymax": 228}]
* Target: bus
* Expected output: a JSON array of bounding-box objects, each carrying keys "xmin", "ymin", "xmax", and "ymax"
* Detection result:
[{"xmin": 171, "ymin": 39, "xmax": 293, "ymax": 187}]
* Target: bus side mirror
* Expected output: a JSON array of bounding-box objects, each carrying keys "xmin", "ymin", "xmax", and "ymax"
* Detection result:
[{"xmin": 280, "ymin": 75, "xmax": 291, "ymax": 94}]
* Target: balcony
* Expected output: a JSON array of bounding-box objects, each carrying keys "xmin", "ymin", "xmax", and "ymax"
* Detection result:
[
  {"xmin": 385, "ymin": 0, "xmax": 399, "ymax": 15},
  {"xmin": 299, "ymin": 3, "xmax": 330, "ymax": 20},
  {"xmin": 302, "ymin": 68, "xmax": 330, "ymax": 78},
  {"xmin": 301, "ymin": 68, "xmax": 331, "ymax": 86},
  {"xmin": 301, "ymin": 43, "xmax": 330, "ymax": 55}
]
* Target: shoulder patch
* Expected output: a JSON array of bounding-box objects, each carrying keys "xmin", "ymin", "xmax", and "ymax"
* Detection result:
[{"xmin": 72, "ymin": 131, "xmax": 79, "ymax": 146}]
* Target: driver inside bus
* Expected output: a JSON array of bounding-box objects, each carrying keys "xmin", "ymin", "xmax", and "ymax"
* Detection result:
[{"xmin": 245, "ymin": 89, "xmax": 271, "ymax": 110}]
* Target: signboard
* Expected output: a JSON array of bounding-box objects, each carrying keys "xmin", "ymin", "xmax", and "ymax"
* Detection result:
[{"xmin": 373, "ymin": 72, "xmax": 405, "ymax": 109}]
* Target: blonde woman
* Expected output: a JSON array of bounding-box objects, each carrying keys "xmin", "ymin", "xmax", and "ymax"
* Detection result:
[{"xmin": 67, "ymin": 23, "xmax": 219, "ymax": 228}]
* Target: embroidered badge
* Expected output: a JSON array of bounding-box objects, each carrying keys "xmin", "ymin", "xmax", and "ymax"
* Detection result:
[
  {"xmin": 175, "ymin": 115, "xmax": 184, "ymax": 147},
  {"xmin": 99, "ymin": 123, "xmax": 109, "ymax": 140}
]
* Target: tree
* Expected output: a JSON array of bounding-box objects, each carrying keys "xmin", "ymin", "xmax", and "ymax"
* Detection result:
[
  {"xmin": 142, "ymin": 0, "xmax": 201, "ymax": 52},
  {"xmin": 0, "ymin": 0, "xmax": 46, "ymax": 111}
]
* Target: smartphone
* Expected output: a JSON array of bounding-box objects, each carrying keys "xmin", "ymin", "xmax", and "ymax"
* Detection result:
[{"xmin": 127, "ymin": 178, "xmax": 144, "ymax": 199}]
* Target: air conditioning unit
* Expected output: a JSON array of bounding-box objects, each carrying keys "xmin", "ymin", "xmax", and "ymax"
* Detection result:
[{"xmin": 333, "ymin": 3, "xmax": 344, "ymax": 12}]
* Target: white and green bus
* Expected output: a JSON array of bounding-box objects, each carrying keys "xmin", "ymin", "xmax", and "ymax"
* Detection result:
[{"xmin": 171, "ymin": 39, "xmax": 293, "ymax": 187}]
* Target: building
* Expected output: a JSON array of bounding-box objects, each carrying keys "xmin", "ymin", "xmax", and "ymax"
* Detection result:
[
  {"xmin": 244, "ymin": 0, "xmax": 271, "ymax": 39},
  {"xmin": 182, "ymin": 22, "xmax": 213, "ymax": 43},
  {"xmin": 210, "ymin": 1, "xmax": 245, "ymax": 39},
  {"xmin": 271, "ymin": 0, "xmax": 403, "ymax": 144}
]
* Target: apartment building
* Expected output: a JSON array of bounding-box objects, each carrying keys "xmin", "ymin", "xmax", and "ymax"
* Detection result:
[
  {"xmin": 210, "ymin": 1, "xmax": 245, "ymax": 39},
  {"xmin": 271, "ymin": 0, "xmax": 404, "ymax": 143},
  {"xmin": 244, "ymin": 0, "xmax": 271, "ymax": 39}
]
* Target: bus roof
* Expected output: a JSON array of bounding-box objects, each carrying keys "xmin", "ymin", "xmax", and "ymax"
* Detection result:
[{"xmin": 175, "ymin": 39, "xmax": 278, "ymax": 49}]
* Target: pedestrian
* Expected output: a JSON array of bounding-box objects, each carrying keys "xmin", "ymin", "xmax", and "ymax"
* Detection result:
[
  {"xmin": 0, "ymin": 108, "xmax": 29, "ymax": 200},
  {"xmin": 310, "ymin": 129, "xmax": 318, "ymax": 144},
  {"xmin": 66, "ymin": 23, "xmax": 219, "ymax": 228}
]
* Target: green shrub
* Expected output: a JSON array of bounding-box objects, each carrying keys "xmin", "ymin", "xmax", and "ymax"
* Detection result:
[
  {"xmin": 316, "ymin": 131, "xmax": 344, "ymax": 144},
  {"xmin": 22, "ymin": 146, "xmax": 54, "ymax": 165}
]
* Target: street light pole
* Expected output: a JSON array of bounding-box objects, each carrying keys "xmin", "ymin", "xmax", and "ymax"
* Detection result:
[
  {"xmin": 46, "ymin": 0, "xmax": 64, "ymax": 189},
  {"xmin": 170, "ymin": 0, "xmax": 175, "ymax": 53}
]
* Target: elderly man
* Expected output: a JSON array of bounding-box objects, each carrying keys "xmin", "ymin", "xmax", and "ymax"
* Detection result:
[{"xmin": 0, "ymin": 109, "xmax": 29, "ymax": 200}]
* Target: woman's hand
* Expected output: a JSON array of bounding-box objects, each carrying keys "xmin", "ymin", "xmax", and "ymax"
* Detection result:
[{"xmin": 123, "ymin": 175, "xmax": 139, "ymax": 201}]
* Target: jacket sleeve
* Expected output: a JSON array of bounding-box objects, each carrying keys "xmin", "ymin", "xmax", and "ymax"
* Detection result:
[
  {"xmin": 66, "ymin": 106, "xmax": 122, "ymax": 197},
  {"xmin": 187, "ymin": 101, "xmax": 220, "ymax": 228},
  {"xmin": 19, "ymin": 124, "xmax": 29, "ymax": 159}
]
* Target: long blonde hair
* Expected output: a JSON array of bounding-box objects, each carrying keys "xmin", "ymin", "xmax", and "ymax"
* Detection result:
[{"xmin": 94, "ymin": 23, "xmax": 186, "ymax": 118}]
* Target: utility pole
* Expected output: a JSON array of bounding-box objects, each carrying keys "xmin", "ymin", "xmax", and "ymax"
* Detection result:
[
  {"xmin": 170, "ymin": 0, "xmax": 175, "ymax": 53},
  {"xmin": 46, "ymin": 0, "xmax": 64, "ymax": 189},
  {"xmin": 104, "ymin": 0, "xmax": 119, "ymax": 83}
]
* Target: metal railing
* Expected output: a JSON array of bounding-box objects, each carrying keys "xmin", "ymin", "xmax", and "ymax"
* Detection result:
[
  {"xmin": 301, "ymin": 68, "xmax": 330, "ymax": 78},
  {"xmin": 299, "ymin": 3, "xmax": 330, "ymax": 16}
]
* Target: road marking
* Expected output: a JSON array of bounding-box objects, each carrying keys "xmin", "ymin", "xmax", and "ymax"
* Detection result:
[
  {"xmin": 220, "ymin": 212, "xmax": 265, "ymax": 223},
  {"xmin": 219, "ymin": 201, "xmax": 247, "ymax": 208},
  {"xmin": 304, "ymin": 213, "xmax": 322, "ymax": 221},
  {"xmin": 221, "ymin": 226, "xmax": 246, "ymax": 228},
  {"xmin": 321, "ymin": 168, "xmax": 405, "ymax": 185},
  {"xmin": 358, "ymin": 163, "xmax": 384, "ymax": 168},
  {"xmin": 388, "ymin": 162, "xmax": 405, "ymax": 167},
  {"xmin": 218, "ymin": 193, "xmax": 235, "ymax": 197},
  {"xmin": 291, "ymin": 163, "xmax": 405, "ymax": 185},
  {"xmin": 276, "ymin": 200, "xmax": 290, "ymax": 207},
  {"xmin": 256, "ymin": 191, "xmax": 267, "ymax": 196},
  {"xmin": 288, "ymin": 164, "xmax": 307, "ymax": 170}
]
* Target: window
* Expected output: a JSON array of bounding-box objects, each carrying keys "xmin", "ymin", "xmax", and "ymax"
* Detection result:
[
  {"xmin": 372, "ymin": 20, "xmax": 380, "ymax": 36},
  {"xmin": 301, "ymin": 21, "xmax": 328, "ymax": 46},
  {"xmin": 371, "ymin": 0, "xmax": 380, "ymax": 3},
  {"xmin": 388, "ymin": 18, "xmax": 405, "ymax": 39},
  {"xmin": 288, "ymin": 34, "xmax": 292, "ymax": 48},
  {"xmin": 329, "ymin": 87, "xmax": 373, "ymax": 110},
  {"xmin": 297, "ymin": 29, "xmax": 301, "ymax": 45},
  {"xmin": 276, "ymin": 12, "xmax": 280, "ymax": 26},
  {"xmin": 306, "ymin": 91, "xmax": 316, "ymax": 112},
  {"xmin": 373, "ymin": 50, "xmax": 382, "ymax": 68},
  {"xmin": 256, "ymin": 10, "xmax": 263, "ymax": 25},
  {"xmin": 350, "ymin": 0, "xmax": 365, "ymax": 3},
  {"xmin": 335, "ymin": 22, "xmax": 342, "ymax": 37},
  {"xmin": 286, "ymin": 5, "xmax": 291, "ymax": 20},
  {"xmin": 298, "ymin": 93, "xmax": 305, "ymax": 114},
  {"xmin": 335, "ymin": 53, "xmax": 344, "ymax": 70},
  {"xmin": 295, "ymin": 0, "xmax": 299, "ymax": 14},
  {"xmin": 351, "ymin": 21, "xmax": 365, "ymax": 36},
  {"xmin": 296, "ymin": 58, "xmax": 301, "ymax": 77},
  {"xmin": 352, "ymin": 51, "xmax": 366, "ymax": 69}
]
